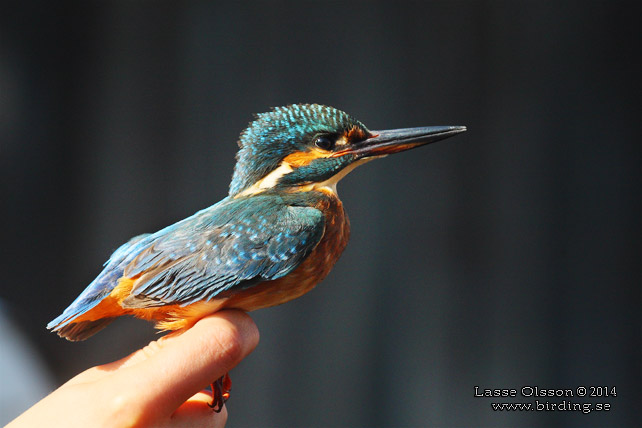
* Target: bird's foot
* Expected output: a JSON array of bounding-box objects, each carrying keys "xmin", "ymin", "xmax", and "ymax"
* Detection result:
[{"xmin": 208, "ymin": 373, "xmax": 232, "ymax": 412}]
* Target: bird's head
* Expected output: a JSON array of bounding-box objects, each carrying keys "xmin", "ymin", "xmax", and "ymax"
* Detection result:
[{"xmin": 229, "ymin": 104, "xmax": 465, "ymax": 197}]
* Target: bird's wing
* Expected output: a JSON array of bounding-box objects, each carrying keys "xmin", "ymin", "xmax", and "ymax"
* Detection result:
[{"xmin": 122, "ymin": 196, "xmax": 325, "ymax": 307}]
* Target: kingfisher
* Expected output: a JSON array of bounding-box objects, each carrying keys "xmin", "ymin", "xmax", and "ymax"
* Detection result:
[{"xmin": 48, "ymin": 104, "xmax": 465, "ymax": 410}]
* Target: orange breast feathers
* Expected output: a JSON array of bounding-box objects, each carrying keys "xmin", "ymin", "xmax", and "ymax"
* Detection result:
[
  {"xmin": 68, "ymin": 192, "xmax": 350, "ymax": 332},
  {"xmin": 222, "ymin": 192, "xmax": 350, "ymax": 314}
]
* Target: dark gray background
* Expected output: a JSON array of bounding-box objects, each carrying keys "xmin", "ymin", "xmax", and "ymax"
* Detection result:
[{"xmin": 1, "ymin": 1, "xmax": 640, "ymax": 427}]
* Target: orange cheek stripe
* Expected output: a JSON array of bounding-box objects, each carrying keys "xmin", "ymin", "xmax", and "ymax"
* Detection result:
[{"xmin": 283, "ymin": 148, "xmax": 329, "ymax": 167}]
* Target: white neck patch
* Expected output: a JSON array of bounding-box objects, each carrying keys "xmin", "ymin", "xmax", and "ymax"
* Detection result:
[
  {"xmin": 234, "ymin": 156, "xmax": 380, "ymax": 198},
  {"xmin": 235, "ymin": 162, "xmax": 294, "ymax": 197}
]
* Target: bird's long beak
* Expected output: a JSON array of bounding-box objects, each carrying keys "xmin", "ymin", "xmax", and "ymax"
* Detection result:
[{"xmin": 334, "ymin": 125, "xmax": 467, "ymax": 159}]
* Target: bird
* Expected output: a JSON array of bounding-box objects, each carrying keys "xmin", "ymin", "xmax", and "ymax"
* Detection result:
[{"xmin": 48, "ymin": 103, "xmax": 466, "ymax": 411}]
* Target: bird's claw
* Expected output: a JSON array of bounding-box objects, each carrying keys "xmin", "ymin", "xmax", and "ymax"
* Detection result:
[{"xmin": 208, "ymin": 373, "xmax": 232, "ymax": 413}]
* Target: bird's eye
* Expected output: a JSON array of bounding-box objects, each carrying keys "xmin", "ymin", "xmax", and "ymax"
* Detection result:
[{"xmin": 314, "ymin": 136, "xmax": 334, "ymax": 151}]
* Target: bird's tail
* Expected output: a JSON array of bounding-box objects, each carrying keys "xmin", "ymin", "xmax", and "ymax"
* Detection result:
[
  {"xmin": 46, "ymin": 269, "xmax": 123, "ymax": 340},
  {"xmin": 51, "ymin": 318, "xmax": 116, "ymax": 342},
  {"xmin": 47, "ymin": 233, "xmax": 151, "ymax": 341}
]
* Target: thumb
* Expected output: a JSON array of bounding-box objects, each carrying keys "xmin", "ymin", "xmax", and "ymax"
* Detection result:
[{"xmin": 107, "ymin": 310, "xmax": 259, "ymax": 422}]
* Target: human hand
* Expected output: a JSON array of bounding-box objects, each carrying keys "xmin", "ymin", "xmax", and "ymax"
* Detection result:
[{"xmin": 8, "ymin": 310, "xmax": 259, "ymax": 428}]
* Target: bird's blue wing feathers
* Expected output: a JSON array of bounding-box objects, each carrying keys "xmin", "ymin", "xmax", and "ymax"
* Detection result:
[
  {"xmin": 49, "ymin": 195, "xmax": 325, "ymax": 329},
  {"xmin": 122, "ymin": 195, "xmax": 325, "ymax": 307}
]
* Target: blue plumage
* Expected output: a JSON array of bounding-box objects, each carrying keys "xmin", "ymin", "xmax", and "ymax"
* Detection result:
[
  {"xmin": 123, "ymin": 193, "xmax": 325, "ymax": 307},
  {"xmin": 230, "ymin": 104, "xmax": 367, "ymax": 195},
  {"xmin": 47, "ymin": 234, "xmax": 151, "ymax": 330},
  {"xmin": 49, "ymin": 193, "xmax": 326, "ymax": 333},
  {"xmin": 48, "ymin": 103, "xmax": 465, "ymax": 341}
]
